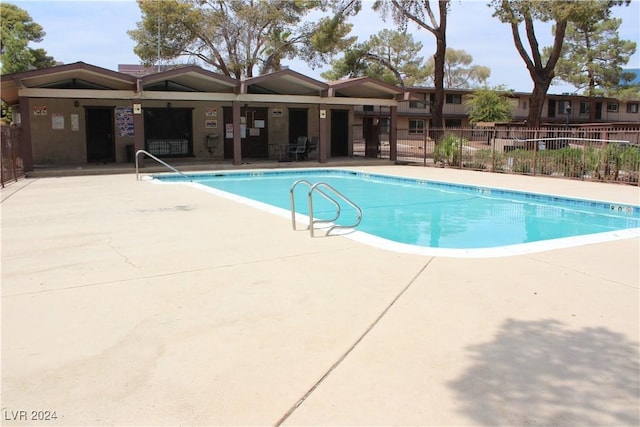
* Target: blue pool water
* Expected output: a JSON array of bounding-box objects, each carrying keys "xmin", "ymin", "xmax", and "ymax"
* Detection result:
[{"xmin": 154, "ymin": 169, "xmax": 640, "ymax": 252}]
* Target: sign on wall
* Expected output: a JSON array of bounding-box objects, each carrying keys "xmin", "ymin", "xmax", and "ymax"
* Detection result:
[
  {"xmin": 51, "ymin": 113, "xmax": 64, "ymax": 130},
  {"xmin": 33, "ymin": 106, "xmax": 47, "ymax": 116},
  {"xmin": 71, "ymin": 114, "xmax": 79, "ymax": 131}
]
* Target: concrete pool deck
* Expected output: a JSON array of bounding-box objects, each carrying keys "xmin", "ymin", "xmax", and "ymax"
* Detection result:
[{"xmin": 1, "ymin": 166, "xmax": 639, "ymax": 426}]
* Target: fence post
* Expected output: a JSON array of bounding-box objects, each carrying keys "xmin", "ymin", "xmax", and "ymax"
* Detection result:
[
  {"xmin": 491, "ymin": 129, "xmax": 496, "ymax": 172},
  {"xmin": 423, "ymin": 132, "xmax": 427, "ymax": 167},
  {"xmin": 532, "ymin": 128, "xmax": 538, "ymax": 176},
  {"xmin": 581, "ymin": 136, "xmax": 585, "ymax": 181},
  {"xmin": 458, "ymin": 128, "xmax": 463, "ymax": 169}
]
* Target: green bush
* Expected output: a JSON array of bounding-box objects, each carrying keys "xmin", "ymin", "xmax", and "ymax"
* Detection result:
[
  {"xmin": 559, "ymin": 147, "xmax": 585, "ymax": 178},
  {"xmin": 535, "ymin": 150, "xmax": 558, "ymax": 175},
  {"xmin": 618, "ymin": 145, "xmax": 640, "ymax": 183},
  {"xmin": 507, "ymin": 149, "xmax": 533, "ymax": 174},
  {"xmin": 465, "ymin": 149, "xmax": 493, "ymax": 170},
  {"xmin": 584, "ymin": 146, "xmax": 602, "ymax": 179},
  {"xmin": 435, "ymin": 133, "xmax": 467, "ymax": 166}
]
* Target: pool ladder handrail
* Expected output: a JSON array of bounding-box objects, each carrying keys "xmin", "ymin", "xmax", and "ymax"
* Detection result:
[
  {"xmin": 290, "ymin": 179, "xmax": 362, "ymax": 237},
  {"xmin": 135, "ymin": 149, "xmax": 191, "ymax": 181}
]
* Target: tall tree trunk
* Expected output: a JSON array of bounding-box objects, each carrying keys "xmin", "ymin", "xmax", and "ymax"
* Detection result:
[
  {"xmin": 388, "ymin": 0, "xmax": 449, "ymax": 129},
  {"xmin": 500, "ymin": 0, "xmax": 567, "ymax": 127},
  {"xmin": 586, "ymin": 32, "xmax": 596, "ymax": 122},
  {"xmin": 528, "ymin": 78, "xmax": 552, "ymax": 127},
  {"xmin": 431, "ymin": 1, "xmax": 447, "ymax": 129}
]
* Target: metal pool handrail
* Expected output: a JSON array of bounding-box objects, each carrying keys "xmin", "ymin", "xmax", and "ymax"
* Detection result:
[
  {"xmin": 290, "ymin": 179, "xmax": 341, "ymax": 231},
  {"xmin": 289, "ymin": 179, "xmax": 362, "ymax": 237},
  {"xmin": 135, "ymin": 149, "xmax": 191, "ymax": 181}
]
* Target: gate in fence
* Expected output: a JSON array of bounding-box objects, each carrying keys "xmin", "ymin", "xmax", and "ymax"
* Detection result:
[{"xmin": 1, "ymin": 125, "xmax": 26, "ymax": 187}]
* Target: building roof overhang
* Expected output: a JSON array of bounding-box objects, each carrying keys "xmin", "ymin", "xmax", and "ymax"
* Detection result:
[
  {"xmin": 328, "ymin": 77, "xmax": 404, "ymax": 99},
  {"xmin": 1, "ymin": 61, "xmax": 137, "ymax": 105},
  {"xmin": 1, "ymin": 63, "xmax": 404, "ymax": 107},
  {"xmin": 141, "ymin": 66, "xmax": 238, "ymax": 93},
  {"xmin": 241, "ymin": 68, "xmax": 328, "ymax": 95}
]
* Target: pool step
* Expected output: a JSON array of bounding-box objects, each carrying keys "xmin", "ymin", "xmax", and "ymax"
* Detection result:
[{"xmin": 289, "ymin": 179, "xmax": 362, "ymax": 237}]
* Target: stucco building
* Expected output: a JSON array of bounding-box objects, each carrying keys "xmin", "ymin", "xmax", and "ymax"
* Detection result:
[{"xmin": 1, "ymin": 62, "xmax": 638, "ymax": 170}]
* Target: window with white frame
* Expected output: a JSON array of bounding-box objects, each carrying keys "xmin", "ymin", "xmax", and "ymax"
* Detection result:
[
  {"xmin": 379, "ymin": 118, "xmax": 390, "ymax": 135},
  {"xmin": 559, "ymin": 100, "xmax": 571, "ymax": 115},
  {"xmin": 409, "ymin": 94, "xmax": 428, "ymax": 109},
  {"xmin": 580, "ymin": 101, "xmax": 590, "ymax": 114},
  {"xmin": 409, "ymin": 119, "xmax": 425, "ymax": 134},
  {"xmin": 445, "ymin": 94, "xmax": 462, "ymax": 104},
  {"xmin": 607, "ymin": 102, "xmax": 618, "ymax": 112},
  {"xmin": 627, "ymin": 103, "xmax": 639, "ymax": 113}
]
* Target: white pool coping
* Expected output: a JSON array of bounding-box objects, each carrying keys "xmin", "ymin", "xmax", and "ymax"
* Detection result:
[{"xmin": 148, "ymin": 173, "xmax": 640, "ymax": 258}]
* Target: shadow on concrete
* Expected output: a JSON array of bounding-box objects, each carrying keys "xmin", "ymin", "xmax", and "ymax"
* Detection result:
[{"xmin": 449, "ymin": 319, "xmax": 639, "ymax": 427}]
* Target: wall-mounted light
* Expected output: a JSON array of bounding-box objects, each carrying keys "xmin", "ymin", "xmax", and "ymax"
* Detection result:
[
  {"xmin": 74, "ymin": 100, "xmax": 80, "ymax": 107},
  {"xmin": 167, "ymin": 102, "xmax": 172, "ymax": 109}
]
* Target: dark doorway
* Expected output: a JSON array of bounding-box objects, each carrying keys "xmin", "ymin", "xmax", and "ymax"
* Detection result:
[
  {"xmin": 363, "ymin": 117, "xmax": 380, "ymax": 158},
  {"xmin": 86, "ymin": 107, "xmax": 114, "ymax": 162},
  {"xmin": 289, "ymin": 109, "xmax": 308, "ymax": 144},
  {"xmin": 331, "ymin": 110, "xmax": 349, "ymax": 157},
  {"xmin": 222, "ymin": 107, "xmax": 269, "ymax": 159},
  {"xmin": 143, "ymin": 108, "xmax": 193, "ymax": 156},
  {"xmin": 595, "ymin": 102, "xmax": 602, "ymax": 120},
  {"xmin": 548, "ymin": 99, "xmax": 556, "ymax": 118}
]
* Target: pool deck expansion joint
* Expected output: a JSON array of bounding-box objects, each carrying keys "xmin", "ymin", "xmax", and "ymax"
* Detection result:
[{"xmin": 274, "ymin": 257, "xmax": 435, "ymax": 426}]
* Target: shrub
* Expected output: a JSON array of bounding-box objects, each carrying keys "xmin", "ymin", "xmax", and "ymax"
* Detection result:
[
  {"xmin": 435, "ymin": 133, "xmax": 467, "ymax": 166},
  {"xmin": 507, "ymin": 149, "xmax": 533, "ymax": 174},
  {"xmin": 465, "ymin": 149, "xmax": 493, "ymax": 170},
  {"xmin": 618, "ymin": 145, "xmax": 640, "ymax": 183},
  {"xmin": 559, "ymin": 147, "xmax": 584, "ymax": 178}
]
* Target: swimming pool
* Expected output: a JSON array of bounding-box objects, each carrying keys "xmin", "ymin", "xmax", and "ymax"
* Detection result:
[{"xmin": 152, "ymin": 169, "xmax": 640, "ymax": 257}]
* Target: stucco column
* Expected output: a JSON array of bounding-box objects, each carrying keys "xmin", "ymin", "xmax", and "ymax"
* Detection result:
[
  {"xmin": 233, "ymin": 101, "xmax": 241, "ymax": 165},
  {"xmin": 133, "ymin": 102, "xmax": 144, "ymax": 167},
  {"xmin": 18, "ymin": 96, "xmax": 34, "ymax": 171},
  {"xmin": 319, "ymin": 103, "xmax": 328, "ymax": 163},
  {"xmin": 389, "ymin": 105, "xmax": 397, "ymax": 161}
]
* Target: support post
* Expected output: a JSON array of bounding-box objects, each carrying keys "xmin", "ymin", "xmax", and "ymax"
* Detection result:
[
  {"xmin": 390, "ymin": 105, "xmax": 397, "ymax": 161},
  {"xmin": 232, "ymin": 101, "xmax": 241, "ymax": 165},
  {"xmin": 133, "ymin": 102, "xmax": 144, "ymax": 168},
  {"xmin": 319, "ymin": 103, "xmax": 328, "ymax": 163},
  {"xmin": 18, "ymin": 97, "xmax": 34, "ymax": 171}
]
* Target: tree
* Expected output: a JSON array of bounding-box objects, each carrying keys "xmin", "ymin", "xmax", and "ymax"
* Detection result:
[
  {"xmin": 490, "ymin": 0, "xmax": 630, "ymax": 127},
  {"xmin": 551, "ymin": 6, "xmax": 636, "ymax": 118},
  {"xmin": 0, "ymin": 2, "xmax": 55, "ymax": 74},
  {"xmin": 490, "ymin": 0, "xmax": 572, "ymax": 127},
  {"xmin": 1, "ymin": 3, "xmax": 55, "ymax": 123},
  {"xmin": 423, "ymin": 47, "xmax": 490, "ymax": 88},
  {"xmin": 320, "ymin": 29, "xmax": 427, "ymax": 86},
  {"xmin": 464, "ymin": 85, "xmax": 514, "ymax": 123},
  {"xmin": 373, "ymin": 0, "xmax": 450, "ymax": 128},
  {"xmin": 128, "ymin": 0, "xmax": 358, "ymax": 79}
]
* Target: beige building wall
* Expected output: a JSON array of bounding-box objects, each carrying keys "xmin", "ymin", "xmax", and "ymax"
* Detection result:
[
  {"xmin": 26, "ymin": 97, "xmax": 354, "ymax": 164},
  {"xmin": 28, "ymin": 98, "xmax": 140, "ymax": 164}
]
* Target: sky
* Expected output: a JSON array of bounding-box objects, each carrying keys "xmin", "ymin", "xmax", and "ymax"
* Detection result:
[{"xmin": 7, "ymin": 0, "xmax": 640, "ymax": 94}]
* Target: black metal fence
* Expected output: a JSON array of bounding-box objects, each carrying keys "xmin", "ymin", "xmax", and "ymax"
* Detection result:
[
  {"xmin": 358, "ymin": 126, "xmax": 640, "ymax": 186},
  {"xmin": 1, "ymin": 125, "xmax": 26, "ymax": 187}
]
